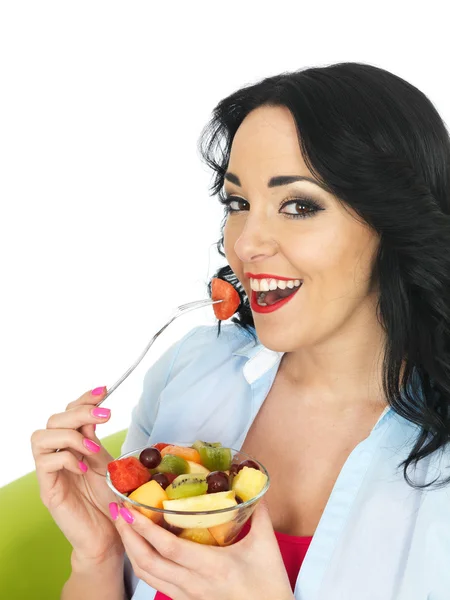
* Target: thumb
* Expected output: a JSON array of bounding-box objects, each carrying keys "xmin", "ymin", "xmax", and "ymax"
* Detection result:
[{"xmin": 248, "ymin": 498, "xmax": 275, "ymax": 539}]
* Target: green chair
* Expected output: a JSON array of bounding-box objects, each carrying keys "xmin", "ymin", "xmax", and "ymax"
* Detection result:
[{"xmin": 0, "ymin": 429, "xmax": 127, "ymax": 600}]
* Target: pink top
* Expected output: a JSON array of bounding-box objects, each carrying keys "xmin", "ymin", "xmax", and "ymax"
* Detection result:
[{"xmin": 154, "ymin": 521, "xmax": 313, "ymax": 599}]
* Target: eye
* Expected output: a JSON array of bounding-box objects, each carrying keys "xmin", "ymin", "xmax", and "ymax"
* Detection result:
[
  {"xmin": 220, "ymin": 194, "xmax": 249, "ymax": 213},
  {"xmin": 218, "ymin": 192, "xmax": 324, "ymax": 219},
  {"xmin": 279, "ymin": 198, "xmax": 323, "ymax": 219}
]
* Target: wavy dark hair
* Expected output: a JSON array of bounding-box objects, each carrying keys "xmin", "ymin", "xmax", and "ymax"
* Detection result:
[{"xmin": 199, "ymin": 62, "xmax": 450, "ymax": 489}]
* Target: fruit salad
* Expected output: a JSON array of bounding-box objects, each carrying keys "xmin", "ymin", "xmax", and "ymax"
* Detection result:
[{"xmin": 107, "ymin": 441, "xmax": 269, "ymax": 546}]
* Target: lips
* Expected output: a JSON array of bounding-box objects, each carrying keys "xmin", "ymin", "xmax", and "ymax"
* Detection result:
[{"xmin": 245, "ymin": 272, "xmax": 300, "ymax": 281}]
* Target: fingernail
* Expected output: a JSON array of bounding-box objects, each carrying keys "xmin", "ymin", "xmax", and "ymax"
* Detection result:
[
  {"xmin": 109, "ymin": 502, "xmax": 119, "ymax": 521},
  {"xmin": 92, "ymin": 407, "xmax": 111, "ymax": 418},
  {"xmin": 119, "ymin": 507, "xmax": 134, "ymax": 524},
  {"xmin": 78, "ymin": 460, "xmax": 88, "ymax": 473},
  {"xmin": 83, "ymin": 438, "xmax": 101, "ymax": 453},
  {"xmin": 92, "ymin": 386, "xmax": 106, "ymax": 396}
]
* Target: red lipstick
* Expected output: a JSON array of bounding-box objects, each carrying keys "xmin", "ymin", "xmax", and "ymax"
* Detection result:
[{"xmin": 245, "ymin": 272, "xmax": 299, "ymax": 281}]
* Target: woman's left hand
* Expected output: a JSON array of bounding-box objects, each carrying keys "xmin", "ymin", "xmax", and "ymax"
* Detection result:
[{"xmin": 111, "ymin": 499, "xmax": 294, "ymax": 600}]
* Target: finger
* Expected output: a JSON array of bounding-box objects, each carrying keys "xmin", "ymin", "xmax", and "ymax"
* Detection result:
[
  {"xmin": 65, "ymin": 386, "xmax": 107, "ymax": 411},
  {"xmin": 35, "ymin": 450, "xmax": 88, "ymax": 504},
  {"xmin": 117, "ymin": 505, "xmax": 214, "ymax": 572},
  {"xmin": 46, "ymin": 404, "xmax": 112, "ymax": 431},
  {"xmin": 247, "ymin": 499, "xmax": 277, "ymax": 541},
  {"xmin": 113, "ymin": 505, "xmax": 188, "ymax": 591},
  {"xmin": 31, "ymin": 428, "xmax": 101, "ymax": 457},
  {"xmin": 80, "ymin": 422, "xmax": 97, "ymax": 442},
  {"xmin": 31, "ymin": 429, "xmax": 110, "ymax": 472},
  {"xmin": 36, "ymin": 449, "xmax": 88, "ymax": 476}
]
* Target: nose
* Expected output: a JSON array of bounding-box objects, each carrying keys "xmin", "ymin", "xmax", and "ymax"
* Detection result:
[{"xmin": 233, "ymin": 213, "xmax": 278, "ymax": 264}]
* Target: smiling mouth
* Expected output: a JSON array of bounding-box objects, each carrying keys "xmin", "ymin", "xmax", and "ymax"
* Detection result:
[
  {"xmin": 255, "ymin": 284, "xmax": 301, "ymax": 306},
  {"xmin": 245, "ymin": 273, "xmax": 303, "ymax": 314}
]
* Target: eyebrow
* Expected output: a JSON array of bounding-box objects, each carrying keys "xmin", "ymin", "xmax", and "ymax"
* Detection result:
[{"xmin": 224, "ymin": 172, "xmax": 327, "ymax": 190}]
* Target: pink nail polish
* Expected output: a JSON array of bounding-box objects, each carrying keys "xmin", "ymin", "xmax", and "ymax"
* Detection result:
[
  {"xmin": 119, "ymin": 507, "xmax": 134, "ymax": 524},
  {"xmin": 92, "ymin": 386, "xmax": 106, "ymax": 396},
  {"xmin": 109, "ymin": 502, "xmax": 119, "ymax": 521},
  {"xmin": 83, "ymin": 438, "xmax": 101, "ymax": 453},
  {"xmin": 92, "ymin": 407, "xmax": 111, "ymax": 418},
  {"xmin": 78, "ymin": 460, "xmax": 88, "ymax": 473}
]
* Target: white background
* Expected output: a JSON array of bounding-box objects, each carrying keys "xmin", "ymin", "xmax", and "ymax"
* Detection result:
[{"xmin": 1, "ymin": 1, "xmax": 449, "ymax": 487}]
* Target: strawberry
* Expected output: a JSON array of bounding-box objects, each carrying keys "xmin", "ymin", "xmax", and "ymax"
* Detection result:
[
  {"xmin": 152, "ymin": 442, "xmax": 170, "ymax": 452},
  {"xmin": 211, "ymin": 278, "xmax": 240, "ymax": 320},
  {"xmin": 107, "ymin": 456, "xmax": 150, "ymax": 494}
]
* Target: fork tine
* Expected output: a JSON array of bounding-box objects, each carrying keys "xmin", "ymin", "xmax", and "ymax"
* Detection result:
[{"xmin": 177, "ymin": 298, "xmax": 223, "ymax": 311}]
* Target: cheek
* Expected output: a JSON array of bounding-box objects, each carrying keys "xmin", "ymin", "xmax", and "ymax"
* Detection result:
[
  {"xmin": 223, "ymin": 220, "xmax": 242, "ymax": 274},
  {"xmin": 222, "ymin": 220, "xmax": 233, "ymax": 258},
  {"xmin": 288, "ymin": 229, "xmax": 377, "ymax": 296},
  {"xmin": 316, "ymin": 237, "xmax": 378, "ymax": 297},
  {"xmin": 344, "ymin": 238, "xmax": 379, "ymax": 291},
  {"xmin": 223, "ymin": 219, "xmax": 239, "ymax": 256}
]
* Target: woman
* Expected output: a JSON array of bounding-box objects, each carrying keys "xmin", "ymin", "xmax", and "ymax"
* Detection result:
[{"xmin": 31, "ymin": 62, "xmax": 450, "ymax": 600}]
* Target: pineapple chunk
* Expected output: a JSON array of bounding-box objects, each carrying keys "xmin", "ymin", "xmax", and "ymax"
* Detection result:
[{"xmin": 231, "ymin": 467, "xmax": 268, "ymax": 503}]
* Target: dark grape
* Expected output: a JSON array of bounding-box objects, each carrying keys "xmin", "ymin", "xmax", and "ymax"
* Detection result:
[
  {"xmin": 139, "ymin": 447, "xmax": 162, "ymax": 469},
  {"xmin": 236, "ymin": 495, "xmax": 244, "ymax": 504},
  {"xmin": 229, "ymin": 463, "xmax": 239, "ymax": 477},
  {"xmin": 237, "ymin": 459, "xmax": 260, "ymax": 473},
  {"xmin": 151, "ymin": 473, "xmax": 170, "ymax": 489},
  {"xmin": 165, "ymin": 473, "xmax": 178, "ymax": 485},
  {"xmin": 206, "ymin": 471, "xmax": 230, "ymax": 494}
]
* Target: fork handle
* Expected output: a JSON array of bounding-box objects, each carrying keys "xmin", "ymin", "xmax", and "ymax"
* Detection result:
[
  {"xmin": 94, "ymin": 316, "xmax": 175, "ymax": 407},
  {"xmin": 55, "ymin": 298, "xmax": 222, "ymax": 452}
]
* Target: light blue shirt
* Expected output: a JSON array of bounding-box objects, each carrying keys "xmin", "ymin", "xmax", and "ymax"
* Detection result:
[{"xmin": 122, "ymin": 324, "xmax": 450, "ymax": 600}]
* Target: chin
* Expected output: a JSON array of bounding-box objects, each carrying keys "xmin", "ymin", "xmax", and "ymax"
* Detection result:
[{"xmin": 253, "ymin": 325, "xmax": 305, "ymax": 353}]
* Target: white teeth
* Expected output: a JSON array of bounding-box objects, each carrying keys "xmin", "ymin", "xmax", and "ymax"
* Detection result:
[{"xmin": 249, "ymin": 277, "xmax": 303, "ymax": 292}]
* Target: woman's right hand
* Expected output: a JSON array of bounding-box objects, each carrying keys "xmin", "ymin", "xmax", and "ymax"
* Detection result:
[{"xmin": 31, "ymin": 387, "xmax": 123, "ymax": 566}]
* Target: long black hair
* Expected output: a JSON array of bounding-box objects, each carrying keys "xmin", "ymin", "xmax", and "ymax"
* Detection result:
[{"xmin": 199, "ymin": 62, "xmax": 450, "ymax": 489}]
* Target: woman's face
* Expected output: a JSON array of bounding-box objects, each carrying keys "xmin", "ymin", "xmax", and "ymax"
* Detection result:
[{"xmin": 223, "ymin": 105, "xmax": 380, "ymax": 353}]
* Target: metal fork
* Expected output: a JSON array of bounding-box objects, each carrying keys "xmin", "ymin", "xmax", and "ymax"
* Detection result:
[
  {"xmin": 54, "ymin": 298, "xmax": 222, "ymax": 454},
  {"xmin": 95, "ymin": 298, "xmax": 222, "ymax": 407}
]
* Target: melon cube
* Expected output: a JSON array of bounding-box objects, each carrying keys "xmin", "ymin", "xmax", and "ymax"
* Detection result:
[{"xmin": 127, "ymin": 479, "xmax": 168, "ymax": 523}]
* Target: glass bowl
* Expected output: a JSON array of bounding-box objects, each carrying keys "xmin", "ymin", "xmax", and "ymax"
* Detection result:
[{"xmin": 106, "ymin": 444, "xmax": 270, "ymax": 546}]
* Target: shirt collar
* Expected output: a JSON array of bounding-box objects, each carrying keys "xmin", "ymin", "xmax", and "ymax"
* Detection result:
[{"xmin": 233, "ymin": 334, "xmax": 284, "ymax": 384}]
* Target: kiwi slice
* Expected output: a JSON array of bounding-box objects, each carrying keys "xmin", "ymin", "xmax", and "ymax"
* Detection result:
[
  {"xmin": 198, "ymin": 446, "xmax": 232, "ymax": 471},
  {"xmin": 166, "ymin": 474, "xmax": 208, "ymax": 500},
  {"xmin": 192, "ymin": 440, "xmax": 222, "ymax": 451},
  {"xmin": 155, "ymin": 454, "xmax": 189, "ymax": 475}
]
